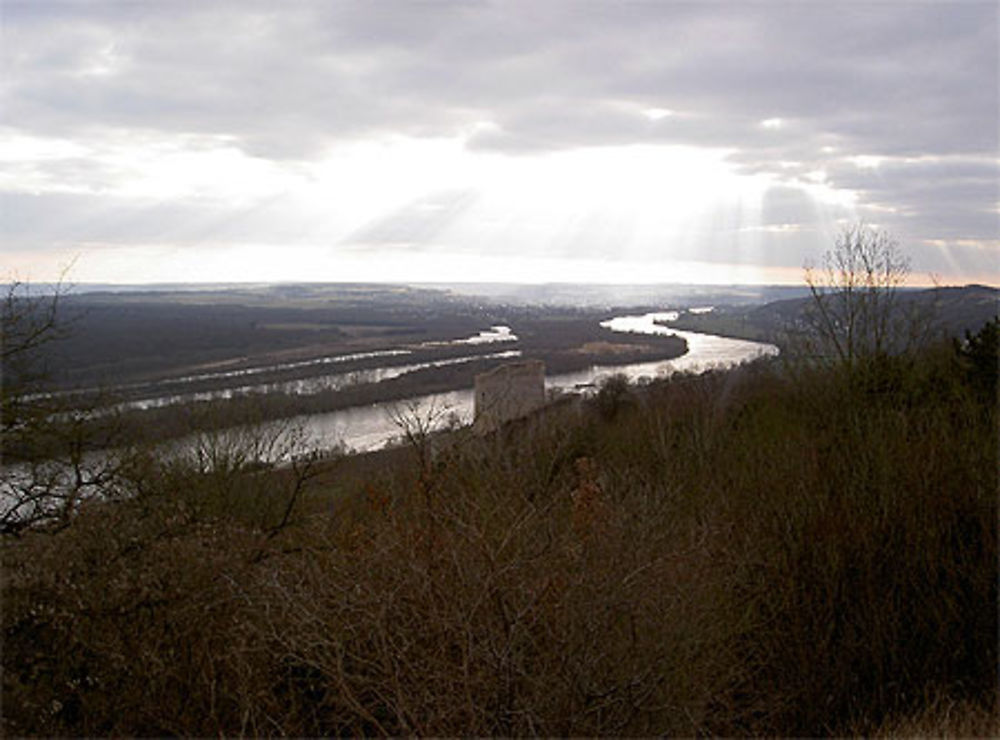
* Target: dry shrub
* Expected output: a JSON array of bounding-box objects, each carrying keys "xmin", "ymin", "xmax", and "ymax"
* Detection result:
[
  {"xmin": 2, "ymin": 500, "xmax": 268, "ymax": 735},
  {"xmin": 867, "ymin": 691, "xmax": 999, "ymax": 738},
  {"xmin": 3, "ymin": 342, "xmax": 995, "ymax": 736},
  {"xmin": 248, "ymin": 446, "xmax": 734, "ymax": 735}
]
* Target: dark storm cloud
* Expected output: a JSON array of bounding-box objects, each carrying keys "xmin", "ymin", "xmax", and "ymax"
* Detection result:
[
  {"xmin": 822, "ymin": 156, "xmax": 1000, "ymax": 238},
  {"xmin": 3, "ymin": 0, "xmax": 998, "ymax": 267},
  {"xmin": 8, "ymin": 2, "xmax": 994, "ymax": 153}
]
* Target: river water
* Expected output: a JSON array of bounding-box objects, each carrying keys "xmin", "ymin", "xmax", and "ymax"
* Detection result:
[
  {"xmin": 0, "ymin": 311, "xmax": 777, "ymax": 524},
  {"xmin": 291, "ymin": 311, "xmax": 778, "ymax": 454}
]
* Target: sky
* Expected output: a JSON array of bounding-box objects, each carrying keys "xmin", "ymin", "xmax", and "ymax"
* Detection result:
[{"xmin": 2, "ymin": 0, "xmax": 998, "ymax": 286}]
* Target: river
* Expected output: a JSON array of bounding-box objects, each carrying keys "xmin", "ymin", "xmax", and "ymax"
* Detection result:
[
  {"xmin": 290, "ymin": 311, "xmax": 778, "ymax": 454},
  {"xmin": 0, "ymin": 311, "xmax": 777, "ymax": 525}
]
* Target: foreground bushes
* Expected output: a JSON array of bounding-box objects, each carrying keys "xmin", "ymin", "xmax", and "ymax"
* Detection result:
[{"xmin": 3, "ymin": 340, "xmax": 996, "ymax": 735}]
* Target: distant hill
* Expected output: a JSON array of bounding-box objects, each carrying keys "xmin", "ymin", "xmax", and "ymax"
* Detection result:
[
  {"xmin": 749, "ymin": 284, "xmax": 998, "ymax": 339},
  {"xmin": 668, "ymin": 284, "xmax": 998, "ymax": 345},
  {"xmin": 903, "ymin": 284, "xmax": 1000, "ymax": 338},
  {"xmin": 423, "ymin": 282, "xmax": 813, "ymax": 308}
]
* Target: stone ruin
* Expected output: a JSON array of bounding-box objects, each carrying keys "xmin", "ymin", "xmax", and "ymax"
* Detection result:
[{"xmin": 473, "ymin": 360, "xmax": 546, "ymax": 434}]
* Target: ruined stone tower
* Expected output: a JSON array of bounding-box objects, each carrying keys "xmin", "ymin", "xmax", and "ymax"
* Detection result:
[{"xmin": 473, "ymin": 360, "xmax": 545, "ymax": 434}]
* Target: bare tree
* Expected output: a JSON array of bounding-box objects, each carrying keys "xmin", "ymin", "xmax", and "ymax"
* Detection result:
[
  {"xmin": 2, "ymin": 280, "xmax": 65, "ymax": 428},
  {"xmin": 1, "ymin": 281, "xmax": 138, "ymax": 534},
  {"xmin": 1, "ymin": 282, "xmax": 324, "ymax": 537},
  {"xmin": 387, "ymin": 397, "xmax": 460, "ymax": 477},
  {"xmin": 139, "ymin": 412, "xmax": 325, "ymax": 560},
  {"xmin": 2, "ymin": 280, "xmax": 77, "ymax": 532},
  {"xmin": 801, "ymin": 223, "xmax": 930, "ymax": 371}
]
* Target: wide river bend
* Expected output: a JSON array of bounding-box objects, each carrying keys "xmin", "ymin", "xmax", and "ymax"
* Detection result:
[
  {"xmin": 0, "ymin": 312, "xmax": 778, "ymax": 522},
  {"xmin": 294, "ymin": 311, "xmax": 778, "ymax": 454}
]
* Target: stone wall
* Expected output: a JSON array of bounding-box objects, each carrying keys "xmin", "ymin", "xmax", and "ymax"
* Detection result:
[{"xmin": 473, "ymin": 360, "xmax": 546, "ymax": 434}]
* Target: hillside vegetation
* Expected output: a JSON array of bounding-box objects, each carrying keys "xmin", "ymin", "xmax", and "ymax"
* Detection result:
[
  {"xmin": 671, "ymin": 284, "xmax": 1000, "ymax": 349},
  {"xmin": 3, "ymin": 320, "xmax": 996, "ymax": 735}
]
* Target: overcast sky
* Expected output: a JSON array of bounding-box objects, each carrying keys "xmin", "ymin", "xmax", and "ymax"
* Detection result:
[{"xmin": 2, "ymin": 0, "xmax": 997, "ymax": 285}]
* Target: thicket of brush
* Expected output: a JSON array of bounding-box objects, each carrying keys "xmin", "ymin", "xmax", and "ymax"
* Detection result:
[{"xmin": 3, "ymin": 325, "xmax": 997, "ymax": 736}]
